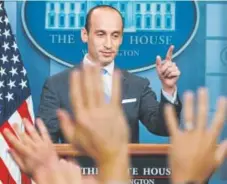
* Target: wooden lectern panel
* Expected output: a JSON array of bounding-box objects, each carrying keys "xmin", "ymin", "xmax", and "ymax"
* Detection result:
[
  {"xmin": 54, "ymin": 144, "xmax": 170, "ymax": 156},
  {"xmin": 55, "ymin": 144, "xmax": 171, "ymax": 184}
]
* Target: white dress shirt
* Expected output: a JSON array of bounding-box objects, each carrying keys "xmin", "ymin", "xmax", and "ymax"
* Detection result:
[{"xmin": 82, "ymin": 54, "xmax": 177, "ymax": 103}]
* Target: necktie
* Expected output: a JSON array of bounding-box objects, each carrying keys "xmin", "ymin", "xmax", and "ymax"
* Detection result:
[{"xmin": 102, "ymin": 69, "xmax": 110, "ymax": 102}]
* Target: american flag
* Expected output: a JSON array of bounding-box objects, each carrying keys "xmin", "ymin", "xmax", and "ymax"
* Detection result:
[{"xmin": 0, "ymin": 1, "xmax": 34, "ymax": 184}]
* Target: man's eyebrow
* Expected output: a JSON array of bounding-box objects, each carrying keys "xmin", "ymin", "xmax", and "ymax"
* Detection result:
[{"xmin": 94, "ymin": 30, "xmax": 106, "ymax": 33}]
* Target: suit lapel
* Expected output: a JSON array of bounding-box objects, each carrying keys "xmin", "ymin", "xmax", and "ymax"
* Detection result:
[
  {"xmin": 120, "ymin": 70, "xmax": 129, "ymax": 102},
  {"xmin": 114, "ymin": 65, "xmax": 129, "ymax": 102}
]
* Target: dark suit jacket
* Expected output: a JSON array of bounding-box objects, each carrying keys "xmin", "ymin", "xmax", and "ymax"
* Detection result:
[{"xmin": 37, "ymin": 67, "xmax": 182, "ymax": 143}]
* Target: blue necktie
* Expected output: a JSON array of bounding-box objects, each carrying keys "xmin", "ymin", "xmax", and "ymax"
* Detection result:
[
  {"xmin": 102, "ymin": 69, "xmax": 110, "ymax": 102},
  {"xmin": 102, "ymin": 68, "xmax": 108, "ymax": 75}
]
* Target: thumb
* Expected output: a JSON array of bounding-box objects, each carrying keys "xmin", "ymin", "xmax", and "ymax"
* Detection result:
[
  {"xmin": 214, "ymin": 140, "xmax": 227, "ymax": 168},
  {"xmin": 156, "ymin": 55, "xmax": 162, "ymax": 66}
]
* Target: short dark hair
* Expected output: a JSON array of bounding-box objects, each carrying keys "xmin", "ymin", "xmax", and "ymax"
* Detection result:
[{"xmin": 85, "ymin": 5, "xmax": 124, "ymax": 32}]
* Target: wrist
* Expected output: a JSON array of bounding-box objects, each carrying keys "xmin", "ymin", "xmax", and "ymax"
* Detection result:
[
  {"xmin": 33, "ymin": 159, "xmax": 60, "ymax": 182},
  {"xmin": 33, "ymin": 171, "xmax": 49, "ymax": 184},
  {"xmin": 162, "ymin": 85, "xmax": 176, "ymax": 96},
  {"xmin": 98, "ymin": 150, "xmax": 129, "ymax": 182},
  {"xmin": 33, "ymin": 166, "xmax": 65, "ymax": 184}
]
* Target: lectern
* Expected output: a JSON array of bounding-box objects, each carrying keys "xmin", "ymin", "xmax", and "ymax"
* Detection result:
[{"xmin": 55, "ymin": 144, "xmax": 171, "ymax": 184}]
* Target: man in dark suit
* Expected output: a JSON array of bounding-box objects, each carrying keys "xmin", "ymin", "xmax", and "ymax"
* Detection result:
[{"xmin": 37, "ymin": 5, "xmax": 182, "ymax": 143}]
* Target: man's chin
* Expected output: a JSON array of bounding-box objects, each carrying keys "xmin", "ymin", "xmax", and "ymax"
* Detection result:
[{"xmin": 100, "ymin": 59, "xmax": 113, "ymax": 66}]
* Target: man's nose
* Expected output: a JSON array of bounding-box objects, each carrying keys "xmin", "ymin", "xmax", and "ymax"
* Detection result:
[{"xmin": 104, "ymin": 37, "xmax": 112, "ymax": 49}]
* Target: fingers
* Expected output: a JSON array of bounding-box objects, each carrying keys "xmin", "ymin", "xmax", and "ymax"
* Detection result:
[
  {"xmin": 12, "ymin": 123, "xmax": 20, "ymax": 136},
  {"xmin": 210, "ymin": 97, "xmax": 227, "ymax": 139},
  {"xmin": 166, "ymin": 71, "xmax": 181, "ymax": 78},
  {"xmin": 57, "ymin": 109, "xmax": 75, "ymax": 143},
  {"xmin": 156, "ymin": 56, "xmax": 163, "ymax": 77},
  {"xmin": 166, "ymin": 45, "xmax": 174, "ymax": 61},
  {"xmin": 164, "ymin": 64, "xmax": 180, "ymax": 78},
  {"xmin": 111, "ymin": 70, "xmax": 121, "ymax": 107},
  {"xmin": 3, "ymin": 129, "xmax": 30, "ymax": 156},
  {"xmin": 161, "ymin": 62, "xmax": 179, "ymax": 77},
  {"xmin": 214, "ymin": 140, "xmax": 227, "ymax": 168},
  {"xmin": 23, "ymin": 118, "xmax": 41, "ymax": 142},
  {"xmin": 196, "ymin": 88, "xmax": 208, "ymax": 130},
  {"xmin": 70, "ymin": 65, "xmax": 107, "ymax": 113},
  {"xmin": 156, "ymin": 45, "xmax": 179, "ymax": 79},
  {"xmin": 93, "ymin": 64, "xmax": 105, "ymax": 106},
  {"xmin": 161, "ymin": 61, "xmax": 172, "ymax": 74},
  {"xmin": 4, "ymin": 119, "xmax": 51, "ymax": 157},
  {"xmin": 20, "ymin": 132, "xmax": 34, "ymax": 149},
  {"xmin": 183, "ymin": 91, "xmax": 194, "ymax": 131},
  {"xmin": 8, "ymin": 149, "xmax": 26, "ymax": 172},
  {"xmin": 36, "ymin": 118, "xmax": 52, "ymax": 143},
  {"xmin": 83, "ymin": 65, "xmax": 96, "ymax": 109},
  {"xmin": 156, "ymin": 55, "xmax": 162, "ymax": 68},
  {"xmin": 70, "ymin": 69, "xmax": 84, "ymax": 115},
  {"xmin": 164, "ymin": 104, "xmax": 178, "ymax": 136}
]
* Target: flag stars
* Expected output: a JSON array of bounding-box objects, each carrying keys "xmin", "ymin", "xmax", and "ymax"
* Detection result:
[
  {"xmin": 4, "ymin": 16, "xmax": 9, "ymax": 25},
  {"xmin": 9, "ymin": 67, "xmax": 18, "ymax": 77},
  {"xmin": 3, "ymin": 29, "xmax": 10, "ymax": 39},
  {"xmin": 5, "ymin": 92, "xmax": 14, "ymax": 102},
  {"xmin": 19, "ymin": 79, "xmax": 27, "ymax": 89},
  {"xmin": 0, "ymin": 81, "xmax": 4, "ymax": 88},
  {"xmin": 21, "ymin": 67, "xmax": 27, "ymax": 76},
  {"xmin": 0, "ymin": 54, "xmax": 8, "ymax": 64},
  {"xmin": 0, "ymin": 5, "xmax": 32, "ymax": 121},
  {"xmin": 7, "ymin": 80, "xmax": 16, "ymax": 89},
  {"xmin": 12, "ymin": 42, "xmax": 18, "ymax": 51},
  {"xmin": 0, "ymin": 67, "xmax": 6, "ymax": 77},
  {"xmin": 2, "ymin": 42, "xmax": 9, "ymax": 52},
  {"xmin": 11, "ymin": 54, "xmax": 19, "ymax": 64}
]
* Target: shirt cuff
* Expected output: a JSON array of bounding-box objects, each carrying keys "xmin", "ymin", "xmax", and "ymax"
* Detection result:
[{"xmin": 162, "ymin": 88, "xmax": 177, "ymax": 104}]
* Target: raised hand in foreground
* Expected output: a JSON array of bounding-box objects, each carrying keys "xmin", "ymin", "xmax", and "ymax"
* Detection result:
[
  {"xmin": 3, "ymin": 119, "xmax": 83, "ymax": 184},
  {"xmin": 58, "ymin": 64, "xmax": 130, "ymax": 183},
  {"xmin": 165, "ymin": 88, "xmax": 227, "ymax": 184}
]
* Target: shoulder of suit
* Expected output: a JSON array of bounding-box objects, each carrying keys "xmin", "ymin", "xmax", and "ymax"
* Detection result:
[
  {"xmin": 121, "ymin": 70, "xmax": 149, "ymax": 86},
  {"xmin": 46, "ymin": 68, "xmax": 150, "ymax": 86},
  {"xmin": 46, "ymin": 67, "xmax": 75, "ymax": 84}
]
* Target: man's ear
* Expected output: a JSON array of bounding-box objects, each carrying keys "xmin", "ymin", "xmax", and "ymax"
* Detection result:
[{"xmin": 81, "ymin": 28, "xmax": 88, "ymax": 43}]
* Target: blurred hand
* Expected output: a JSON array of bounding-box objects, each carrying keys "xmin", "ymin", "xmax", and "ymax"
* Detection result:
[
  {"xmin": 165, "ymin": 88, "xmax": 227, "ymax": 183},
  {"xmin": 57, "ymin": 64, "xmax": 130, "ymax": 182},
  {"xmin": 58, "ymin": 159, "xmax": 82, "ymax": 184},
  {"xmin": 3, "ymin": 119, "xmax": 59, "ymax": 179}
]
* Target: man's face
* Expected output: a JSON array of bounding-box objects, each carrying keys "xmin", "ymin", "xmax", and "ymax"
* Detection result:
[{"xmin": 81, "ymin": 8, "xmax": 123, "ymax": 66}]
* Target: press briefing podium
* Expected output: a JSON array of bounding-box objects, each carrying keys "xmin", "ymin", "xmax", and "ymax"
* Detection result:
[{"xmin": 55, "ymin": 144, "xmax": 171, "ymax": 184}]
